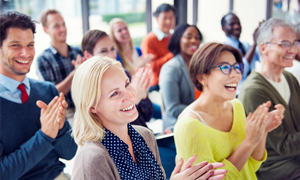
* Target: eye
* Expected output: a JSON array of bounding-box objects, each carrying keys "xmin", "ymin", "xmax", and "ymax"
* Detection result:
[
  {"xmin": 110, "ymin": 91, "xmax": 118, "ymax": 97},
  {"xmin": 12, "ymin": 44, "xmax": 20, "ymax": 47},
  {"xmin": 28, "ymin": 44, "xmax": 34, "ymax": 47},
  {"xmin": 101, "ymin": 49, "xmax": 108, "ymax": 54},
  {"xmin": 125, "ymin": 82, "xmax": 130, "ymax": 88},
  {"xmin": 111, "ymin": 47, "xmax": 115, "ymax": 51},
  {"xmin": 221, "ymin": 64, "xmax": 230, "ymax": 70}
]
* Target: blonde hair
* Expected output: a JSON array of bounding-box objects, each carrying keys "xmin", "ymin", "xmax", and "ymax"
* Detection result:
[
  {"xmin": 71, "ymin": 56, "xmax": 122, "ymax": 146},
  {"xmin": 109, "ymin": 18, "xmax": 134, "ymax": 71}
]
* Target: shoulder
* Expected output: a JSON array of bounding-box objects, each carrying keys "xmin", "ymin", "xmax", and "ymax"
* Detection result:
[
  {"xmin": 29, "ymin": 78, "xmax": 58, "ymax": 96},
  {"xmin": 133, "ymin": 125, "xmax": 155, "ymax": 140},
  {"xmin": 37, "ymin": 48, "xmax": 52, "ymax": 61},
  {"xmin": 70, "ymin": 46, "xmax": 83, "ymax": 55},
  {"xmin": 142, "ymin": 32, "xmax": 157, "ymax": 43},
  {"xmin": 161, "ymin": 55, "xmax": 181, "ymax": 71}
]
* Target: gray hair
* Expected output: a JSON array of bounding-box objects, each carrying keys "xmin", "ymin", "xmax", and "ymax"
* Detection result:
[{"xmin": 256, "ymin": 18, "xmax": 292, "ymax": 57}]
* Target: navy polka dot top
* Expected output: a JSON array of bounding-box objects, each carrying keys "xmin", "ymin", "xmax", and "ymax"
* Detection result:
[{"xmin": 101, "ymin": 124, "xmax": 165, "ymax": 180}]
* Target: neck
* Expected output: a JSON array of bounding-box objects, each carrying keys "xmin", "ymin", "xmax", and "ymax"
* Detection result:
[
  {"xmin": 0, "ymin": 72, "xmax": 26, "ymax": 82},
  {"xmin": 120, "ymin": 42, "xmax": 131, "ymax": 52},
  {"xmin": 257, "ymin": 60, "xmax": 284, "ymax": 82},
  {"xmin": 105, "ymin": 123, "xmax": 130, "ymax": 144},
  {"xmin": 180, "ymin": 52, "xmax": 192, "ymax": 67},
  {"xmin": 51, "ymin": 41, "xmax": 68, "ymax": 57},
  {"xmin": 194, "ymin": 91, "xmax": 229, "ymax": 117}
]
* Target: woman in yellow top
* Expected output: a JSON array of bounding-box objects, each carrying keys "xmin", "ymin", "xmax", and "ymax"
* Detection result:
[{"xmin": 174, "ymin": 42, "xmax": 285, "ymax": 180}]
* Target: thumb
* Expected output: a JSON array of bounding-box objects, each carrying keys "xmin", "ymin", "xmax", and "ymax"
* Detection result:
[
  {"xmin": 71, "ymin": 60, "xmax": 76, "ymax": 67},
  {"xmin": 171, "ymin": 158, "xmax": 183, "ymax": 177},
  {"xmin": 36, "ymin": 100, "xmax": 47, "ymax": 111}
]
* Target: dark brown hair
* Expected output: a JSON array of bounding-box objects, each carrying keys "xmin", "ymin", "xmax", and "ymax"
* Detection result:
[
  {"xmin": 0, "ymin": 12, "xmax": 36, "ymax": 46},
  {"xmin": 81, "ymin": 30, "xmax": 108, "ymax": 55},
  {"xmin": 40, "ymin": 9, "xmax": 60, "ymax": 27},
  {"xmin": 189, "ymin": 42, "xmax": 242, "ymax": 92}
]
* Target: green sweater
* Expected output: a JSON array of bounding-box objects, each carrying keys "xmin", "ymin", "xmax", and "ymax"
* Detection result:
[
  {"xmin": 174, "ymin": 99, "xmax": 266, "ymax": 180},
  {"xmin": 239, "ymin": 71, "xmax": 300, "ymax": 180}
]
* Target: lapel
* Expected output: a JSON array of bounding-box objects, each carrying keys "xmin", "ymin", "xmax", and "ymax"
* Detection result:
[{"xmin": 177, "ymin": 54, "xmax": 195, "ymax": 97}]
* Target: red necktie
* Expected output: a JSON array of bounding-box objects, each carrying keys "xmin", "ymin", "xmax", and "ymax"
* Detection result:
[{"xmin": 17, "ymin": 84, "xmax": 29, "ymax": 104}]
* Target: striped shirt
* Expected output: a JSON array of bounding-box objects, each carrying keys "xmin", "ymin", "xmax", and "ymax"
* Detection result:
[{"xmin": 36, "ymin": 44, "xmax": 82, "ymax": 108}]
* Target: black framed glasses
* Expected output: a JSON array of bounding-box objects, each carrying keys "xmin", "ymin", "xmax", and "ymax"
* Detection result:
[
  {"xmin": 265, "ymin": 40, "xmax": 300, "ymax": 49},
  {"xmin": 210, "ymin": 62, "xmax": 244, "ymax": 75}
]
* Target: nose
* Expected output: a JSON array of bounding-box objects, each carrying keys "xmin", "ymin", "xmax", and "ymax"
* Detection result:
[
  {"xmin": 122, "ymin": 87, "xmax": 136, "ymax": 103},
  {"xmin": 229, "ymin": 66, "xmax": 239, "ymax": 77},
  {"xmin": 20, "ymin": 47, "xmax": 29, "ymax": 57}
]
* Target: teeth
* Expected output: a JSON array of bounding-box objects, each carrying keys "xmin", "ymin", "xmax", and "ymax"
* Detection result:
[
  {"xmin": 121, "ymin": 104, "xmax": 134, "ymax": 111},
  {"xmin": 227, "ymin": 87, "xmax": 235, "ymax": 90},
  {"xmin": 283, "ymin": 56, "xmax": 293, "ymax": 59},
  {"xmin": 225, "ymin": 83, "xmax": 237, "ymax": 87},
  {"xmin": 16, "ymin": 60, "xmax": 29, "ymax": 64}
]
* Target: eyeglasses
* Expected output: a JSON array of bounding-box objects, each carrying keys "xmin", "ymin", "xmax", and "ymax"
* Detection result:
[
  {"xmin": 265, "ymin": 40, "xmax": 300, "ymax": 49},
  {"xmin": 210, "ymin": 62, "xmax": 243, "ymax": 75}
]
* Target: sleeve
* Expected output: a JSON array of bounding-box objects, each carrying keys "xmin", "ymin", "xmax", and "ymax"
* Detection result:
[
  {"xmin": 0, "ymin": 130, "xmax": 55, "ymax": 180},
  {"xmin": 115, "ymin": 52, "xmax": 123, "ymax": 66},
  {"xmin": 141, "ymin": 37, "xmax": 173, "ymax": 79},
  {"xmin": 52, "ymin": 121, "xmax": 77, "ymax": 160},
  {"xmin": 136, "ymin": 47, "xmax": 143, "ymax": 57},
  {"xmin": 72, "ymin": 148, "xmax": 119, "ymax": 180},
  {"xmin": 239, "ymin": 87, "xmax": 300, "ymax": 157},
  {"xmin": 159, "ymin": 63, "xmax": 187, "ymax": 118},
  {"xmin": 174, "ymin": 119, "xmax": 243, "ymax": 180},
  {"xmin": 36, "ymin": 55, "xmax": 55, "ymax": 82}
]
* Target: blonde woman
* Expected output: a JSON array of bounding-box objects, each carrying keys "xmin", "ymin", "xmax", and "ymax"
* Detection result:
[
  {"xmin": 71, "ymin": 56, "xmax": 227, "ymax": 180},
  {"xmin": 109, "ymin": 18, "xmax": 153, "ymax": 76}
]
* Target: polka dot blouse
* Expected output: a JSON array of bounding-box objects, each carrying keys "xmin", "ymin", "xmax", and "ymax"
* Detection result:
[{"xmin": 101, "ymin": 124, "xmax": 165, "ymax": 180}]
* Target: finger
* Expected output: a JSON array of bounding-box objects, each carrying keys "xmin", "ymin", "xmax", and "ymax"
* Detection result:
[
  {"xmin": 45, "ymin": 96, "xmax": 59, "ymax": 114},
  {"xmin": 61, "ymin": 100, "xmax": 68, "ymax": 109},
  {"xmin": 181, "ymin": 155, "xmax": 198, "ymax": 172},
  {"xmin": 265, "ymin": 101, "xmax": 271, "ymax": 109},
  {"xmin": 171, "ymin": 158, "xmax": 183, "ymax": 176},
  {"xmin": 36, "ymin": 100, "xmax": 48, "ymax": 110},
  {"xmin": 210, "ymin": 163, "xmax": 225, "ymax": 169},
  {"xmin": 59, "ymin": 92, "xmax": 65, "ymax": 101},
  {"xmin": 48, "ymin": 100, "xmax": 60, "ymax": 124},
  {"xmin": 210, "ymin": 169, "xmax": 227, "ymax": 176},
  {"xmin": 207, "ymin": 174, "xmax": 226, "ymax": 180}
]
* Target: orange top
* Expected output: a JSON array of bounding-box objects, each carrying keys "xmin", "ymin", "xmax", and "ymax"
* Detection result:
[
  {"xmin": 141, "ymin": 31, "xmax": 173, "ymax": 86},
  {"xmin": 195, "ymin": 88, "xmax": 201, "ymax": 99}
]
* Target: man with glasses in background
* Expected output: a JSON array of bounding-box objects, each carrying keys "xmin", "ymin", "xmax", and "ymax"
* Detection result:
[
  {"xmin": 36, "ymin": 9, "xmax": 84, "ymax": 126},
  {"xmin": 0, "ymin": 12, "xmax": 77, "ymax": 180},
  {"xmin": 239, "ymin": 18, "xmax": 300, "ymax": 180}
]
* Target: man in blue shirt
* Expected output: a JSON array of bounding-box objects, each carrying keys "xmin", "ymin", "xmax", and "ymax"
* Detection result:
[
  {"xmin": 221, "ymin": 12, "xmax": 262, "ymax": 95},
  {"xmin": 36, "ymin": 9, "xmax": 85, "ymax": 126},
  {"xmin": 0, "ymin": 12, "xmax": 77, "ymax": 180}
]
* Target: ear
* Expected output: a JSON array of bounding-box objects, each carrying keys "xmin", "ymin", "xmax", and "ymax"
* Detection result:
[
  {"xmin": 197, "ymin": 74, "xmax": 206, "ymax": 86},
  {"xmin": 84, "ymin": 50, "xmax": 92, "ymax": 59},
  {"xmin": 43, "ymin": 26, "xmax": 48, "ymax": 34},
  {"xmin": 260, "ymin": 42, "xmax": 268, "ymax": 56},
  {"xmin": 90, "ymin": 106, "xmax": 97, "ymax": 113}
]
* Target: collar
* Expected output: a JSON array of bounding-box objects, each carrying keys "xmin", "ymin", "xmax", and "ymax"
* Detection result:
[
  {"xmin": 224, "ymin": 36, "xmax": 240, "ymax": 47},
  {"xmin": 49, "ymin": 43, "xmax": 71, "ymax": 54},
  {"xmin": 0, "ymin": 74, "xmax": 30, "ymax": 92},
  {"xmin": 153, "ymin": 28, "xmax": 168, "ymax": 41}
]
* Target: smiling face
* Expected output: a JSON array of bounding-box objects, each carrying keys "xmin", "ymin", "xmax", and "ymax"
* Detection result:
[
  {"xmin": 92, "ymin": 36, "xmax": 117, "ymax": 59},
  {"xmin": 90, "ymin": 64, "xmax": 138, "ymax": 129},
  {"xmin": 156, "ymin": 10, "xmax": 176, "ymax": 35},
  {"xmin": 44, "ymin": 13, "xmax": 67, "ymax": 43},
  {"xmin": 0, "ymin": 28, "xmax": 35, "ymax": 82},
  {"xmin": 222, "ymin": 14, "xmax": 241, "ymax": 40},
  {"xmin": 112, "ymin": 22, "xmax": 131, "ymax": 44},
  {"xmin": 202, "ymin": 51, "xmax": 242, "ymax": 101},
  {"xmin": 180, "ymin": 26, "xmax": 201, "ymax": 57},
  {"xmin": 262, "ymin": 26, "xmax": 298, "ymax": 69}
]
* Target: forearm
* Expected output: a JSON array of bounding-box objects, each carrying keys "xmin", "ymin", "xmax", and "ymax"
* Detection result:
[
  {"xmin": 251, "ymin": 134, "xmax": 267, "ymax": 161},
  {"xmin": 55, "ymin": 70, "xmax": 75, "ymax": 95},
  {"xmin": 1, "ymin": 130, "xmax": 54, "ymax": 180},
  {"xmin": 244, "ymin": 44, "xmax": 257, "ymax": 64},
  {"xmin": 227, "ymin": 139, "xmax": 255, "ymax": 171}
]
